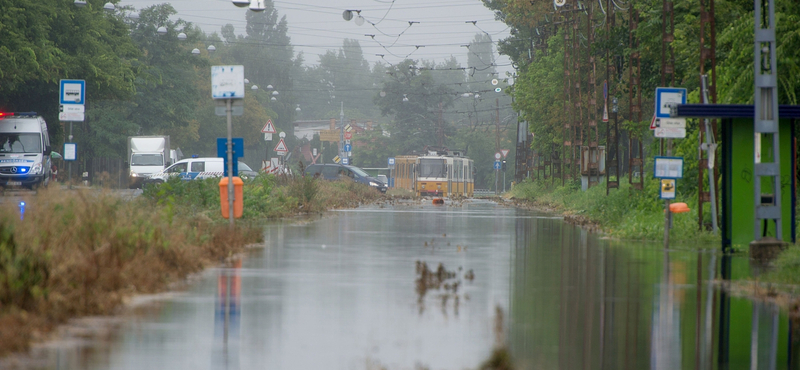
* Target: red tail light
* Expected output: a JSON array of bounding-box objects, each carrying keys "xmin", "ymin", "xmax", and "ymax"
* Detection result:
[{"xmin": 0, "ymin": 112, "xmax": 13, "ymax": 118}]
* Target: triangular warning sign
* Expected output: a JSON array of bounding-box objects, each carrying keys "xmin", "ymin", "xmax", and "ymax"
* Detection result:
[
  {"xmin": 262, "ymin": 119, "xmax": 277, "ymax": 134},
  {"xmin": 501, "ymin": 149, "xmax": 510, "ymax": 158},
  {"xmin": 649, "ymin": 115, "xmax": 658, "ymax": 130},
  {"xmin": 273, "ymin": 138, "xmax": 288, "ymax": 153}
]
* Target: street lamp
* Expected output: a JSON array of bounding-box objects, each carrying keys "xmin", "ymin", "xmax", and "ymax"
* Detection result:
[
  {"xmin": 207, "ymin": 45, "xmax": 216, "ymax": 53},
  {"xmin": 402, "ymin": 94, "xmax": 408, "ymax": 103},
  {"xmin": 191, "ymin": 48, "xmax": 200, "ymax": 56},
  {"xmin": 157, "ymin": 26, "xmax": 167, "ymax": 35},
  {"xmin": 103, "ymin": 2, "xmax": 115, "ymax": 11},
  {"xmin": 251, "ymin": 85, "xmax": 259, "ymax": 91},
  {"xmin": 232, "ymin": 0, "xmax": 250, "ymax": 7},
  {"xmin": 295, "ymin": 104, "xmax": 301, "ymax": 112},
  {"xmin": 74, "ymin": 0, "xmax": 87, "ymax": 7},
  {"xmin": 177, "ymin": 32, "xmax": 187, "ymax": 40}
]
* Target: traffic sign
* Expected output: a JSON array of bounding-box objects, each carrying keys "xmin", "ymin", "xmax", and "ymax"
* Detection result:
[
  {"xmin": 261, "ymin": 159, "xmax": 270, "ymax": 172},
  {"xmin": 494, "ymin": 152, "xmax": 502, "ymax": 160},
  {"xmin": 211, "ymin": 65, "xmax": 245, "ymax": 99},
  {"xmin": 649, "ymin": 115, "xmax": 658, "ymax": 130},
  {"xmin": 388, "ymin": 157, "xmax": 395, "ymax": 165},
  {"xmin": 64, "ymin": 143, "xmax": 77, "ymax": 161},
  {"xmin": 344, "ymin": 131, "xmax": 352, "ymax": 140},
  {"xmin": 654, "ymin": 87, "xmax": 686, "ymax": 119},
  {"xmin": 660, "ymin": 179, "xmax": 676, "ymax": 199},
  {"xmin": 60, "ymin": 79, "xmax": 85, "ymax": 105},
  {"xmin": 345, "ymin": 124, "xmax": 352, "ymax": 132},
  {"xmin": 274, "ymin": 138, "xmax": 288, "ymax": 154},
  {"xmin": 342, "ymin": 158, "xmax": 349, "ymax": 165},
  {"xmin": 264, "ymin": 133, "xmax": 273, "ymax": 141},
  {"xmin": 494, "ymin": 161, "xmax": 502, "ymax": 170},
  {"xmin": 653, "ymin": 156, "xmax": 684, "ymax": 179},
  {"xmin": 333, "ymin": 155, "xmax": 341, "ymax": 163},
  {"xmin": 344, "ymin": 144, "xmax": 352, "ymax": 152},
  {"xmin": 654, "ymin": 127, "xmax": 687, "ymax": 138},
  {"xmin": 261, "ymin": 119, "xmax": 277, "ymax": 133},
  {"xmin": 500, "ymin": 149, "xmax": 510, "ymax": 158}
]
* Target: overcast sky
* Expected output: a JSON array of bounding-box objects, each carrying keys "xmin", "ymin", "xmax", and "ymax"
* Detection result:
[{"xmin": 118, "ymin": 0, "xmax": 513, "ymax": 76}]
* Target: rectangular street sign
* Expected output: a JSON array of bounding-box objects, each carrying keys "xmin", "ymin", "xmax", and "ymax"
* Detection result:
[
  {"xmin": 653, "ymin": 156, "xmax": 684, "ymax": 179},
  {"xmin": 214, "ymin": 99, "xmax": 244, "ymax": 116},
  {"xmin": 660, "ymin": 179, "xmax": 676, "ymax": 199},
  {"xmin": 654, "ymin": 127, "xmax": 686, "ymax": 138},
  {"xmin": 60, "ymin": 79, "xmax": 85, "ymax": 105},
  {"xmin": 494, "ymin": 161, "xmax": 502, "ymax": 170},
  {"xmin": 64, "ymin": 143, "xmax": 77, "ymax": 161},
  {"xmin": 654, "ymin": 87, "xmax": 687, "ymax": 118},
  {"xmin": 60, "ymin": 104, "xmax": 84, "ymax": 113},
  {"xmin": 342, "ymin": 158, "xmax": 349, "ymax": 165},
  {"xmin": 656, "ymin": 118, "xmax": 686, "ymax": 128},
  {"xmin": 211, "ymin": 65, "xmax": 245, "ymax": 99},
  {"xmin": 58, "ymin": 112, "xmax": 84, "ymax": 122}
]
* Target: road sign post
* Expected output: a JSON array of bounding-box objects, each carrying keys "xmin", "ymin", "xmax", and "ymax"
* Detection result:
[
  {"xmin": 60, "ymin": 79, "xmax": 85, "ymax": 187},
  {"xmin": 212, "ymin": 65, "xmax": 245, "ymax": 227}
]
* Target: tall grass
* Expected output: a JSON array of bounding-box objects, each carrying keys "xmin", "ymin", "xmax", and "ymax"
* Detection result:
[
  {"xmin": 0, "ymin": 186, "xmax": 261, "ymax": 355},
  {"xmin": 143, "ymin": 173, "xmax": 386, "ymax": 219},
  {"xmin": 510, "ymin": 177, "xmax": 718, "ymax": 243}
]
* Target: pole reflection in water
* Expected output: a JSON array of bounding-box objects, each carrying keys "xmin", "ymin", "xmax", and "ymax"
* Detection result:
[
  {"xmin": 650, "ymin": 250, "xmax": 683, "ymax": 370},
  {"xmin": 508, "ymin": 211, "xmax": 792, "ymax": 370},
  {"xmin": 213, "ymin": 259, "xmax": 242, "ymax": 370}
]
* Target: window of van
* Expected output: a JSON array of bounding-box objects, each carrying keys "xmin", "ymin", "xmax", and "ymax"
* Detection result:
[
  {"xmin": 0, "ymin": 133, "xmax": 41, "ymax": 153},
  {"xmin": 322, "ymin": 166, "xmax": 340, "ymax": 178},
  {"xmin": 168, "ymin": 163, "xmax": 188, "ymax": 173},
  {"xmin": 191, "ymin": 162, "xmax": 205, "ymax": 172}
]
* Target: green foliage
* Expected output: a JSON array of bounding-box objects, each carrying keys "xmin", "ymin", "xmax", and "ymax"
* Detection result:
[
  {"xmin": 0, "ymin": 221, "xmax": 48, "ymax": 311},
  {"xmin": 511, "ymin": 178, "xmax": 717, "ymax": 242}
]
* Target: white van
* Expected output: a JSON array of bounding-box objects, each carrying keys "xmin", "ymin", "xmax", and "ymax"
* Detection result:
[
  {"xmin": 0, "ymin": 112, "xmax": 52, "ymax": 188},
  {"xmin": 145, "ymin": 157, "xmax": 257, "ymax": 184}
]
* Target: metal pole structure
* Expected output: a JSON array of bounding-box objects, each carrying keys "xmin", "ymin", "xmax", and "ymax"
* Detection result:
[
  {"xmin": 339, "ymin": 102, "xmax": 345, "ymax": 161},
  {"xmin": 753, "ymin": 0, "xmax": 782, "ymax": 242},
  {"xmin": 226, "ymin": 98, "xmax": 234, "ymax": 227},
  {"xmin": 701, "ymin": 75, "xmax": 719, "ymax": 233},
  {"xmin": 68, "ymin": 121, "xmax": 73, "ymax": 187}
]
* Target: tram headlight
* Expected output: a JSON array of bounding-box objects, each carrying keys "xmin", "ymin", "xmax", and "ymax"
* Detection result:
[
  {"xmin": 369, "ymin": 181, "xmax": 380, "ymax": 187},
  {"xmin": 421, "ymin": 183, "xmax": 425, "ymax": 189}
]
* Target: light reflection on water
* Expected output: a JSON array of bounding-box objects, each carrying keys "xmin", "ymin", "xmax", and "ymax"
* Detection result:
[{"xmin": 19, "ymin": 201, "xmax": 794, "ymax": 369}]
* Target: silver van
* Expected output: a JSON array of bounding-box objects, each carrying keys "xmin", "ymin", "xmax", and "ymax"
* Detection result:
[{"xmin": 0, "ymin": 112, "xmax": 52, "ymax": 188}]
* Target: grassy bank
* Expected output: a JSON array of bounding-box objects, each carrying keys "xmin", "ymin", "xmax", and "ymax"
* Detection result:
[
  {"xmin": 0, "ymin": 174, "xmax": 387, "ymax": 356},
  {"xmin": 509, "ymin": 177, "xmax": 717, "ymax": 243}
]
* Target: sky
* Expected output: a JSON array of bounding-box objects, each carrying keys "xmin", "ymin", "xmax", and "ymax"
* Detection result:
[{"xmin": 117, "ymin": 0, "xmax": 514, "ymax": 76}]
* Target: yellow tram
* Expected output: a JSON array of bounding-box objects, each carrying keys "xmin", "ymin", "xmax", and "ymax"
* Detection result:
[{"xmin": 392, "ymin": 148, "xmax": 474, "ymax": 198}]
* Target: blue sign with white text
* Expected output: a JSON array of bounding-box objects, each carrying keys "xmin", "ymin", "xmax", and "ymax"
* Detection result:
[
  {"xmin": 60, "ymin": 80, "xmax": 85, "ymax": 105},
  {"xmin": 494, "ymin": 161, "xmax": 502, "ymax": 170},
  {"xmin": 344, "ymin": 144, "xmax": 352, "ymax": 152}
]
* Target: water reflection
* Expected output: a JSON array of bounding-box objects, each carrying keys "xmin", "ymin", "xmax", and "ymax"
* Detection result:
[
  {"xmin": 510, "ymin": 214, "xmax": 790, "ymax": 370},
  {"xmin": 212, "ymin": 259, "xmax": 241, "ymax": 370}
]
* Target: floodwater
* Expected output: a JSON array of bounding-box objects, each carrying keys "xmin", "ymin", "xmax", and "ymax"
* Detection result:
[{"xmin": 19, "ymin": 200, "xmax": 795, "ymax": 369}]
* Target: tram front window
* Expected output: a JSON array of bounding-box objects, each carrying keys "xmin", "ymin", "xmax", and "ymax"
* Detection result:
[{"xmin": 419, "ymin": 159, "xmax": 446, "ymax": 178}]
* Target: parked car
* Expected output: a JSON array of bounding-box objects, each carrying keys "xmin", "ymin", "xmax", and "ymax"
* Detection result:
[
  {"xmin": 376, "ymin": 174, "xmax": 389, "ymax": 187},
  {"xmin": 305, "ymin": 164, "xmax": 388, "ymax": 193},
  {"xmin": 145, "ymin": 157, "xmax": 257, "ymax": 184}
]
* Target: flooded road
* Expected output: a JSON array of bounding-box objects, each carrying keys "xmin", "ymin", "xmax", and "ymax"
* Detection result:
[{"xmin": 24, "ymin": 200, "xmax": 794, "ymax": 369}]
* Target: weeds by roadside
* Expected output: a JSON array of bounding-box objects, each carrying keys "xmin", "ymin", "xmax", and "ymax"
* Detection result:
[
  {"xmin": 0, "ymin": 186, "xmax": 261, "ymax": 356},
  {"xmin": 510, "ymin": 177, "xmax": 718, "ymax": 242}
]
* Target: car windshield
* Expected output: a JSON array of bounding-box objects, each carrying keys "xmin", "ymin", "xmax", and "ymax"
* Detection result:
[
  {"xmin": 238, "ymin": 162, "xmax": 253, "ymax": 171},
  {"xmin": 131, "ymin": 153, "xmax": 164, "ymax": 166},
  {"xmin": 418, "ymin": 158, "xmax": 446, "ymax": 178},
  {"xmin": 346, "ymin": 166, "xmax": 369, "ymax": 177},
  {"xmin": 0, "ymin": 133, "xmax": 41, "ymax": 154}
]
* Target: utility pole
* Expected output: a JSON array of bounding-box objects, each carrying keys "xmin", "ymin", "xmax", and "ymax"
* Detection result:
[{"xmin": 339, "ymin": 101, "xmax": 344, "ymax": 161}]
